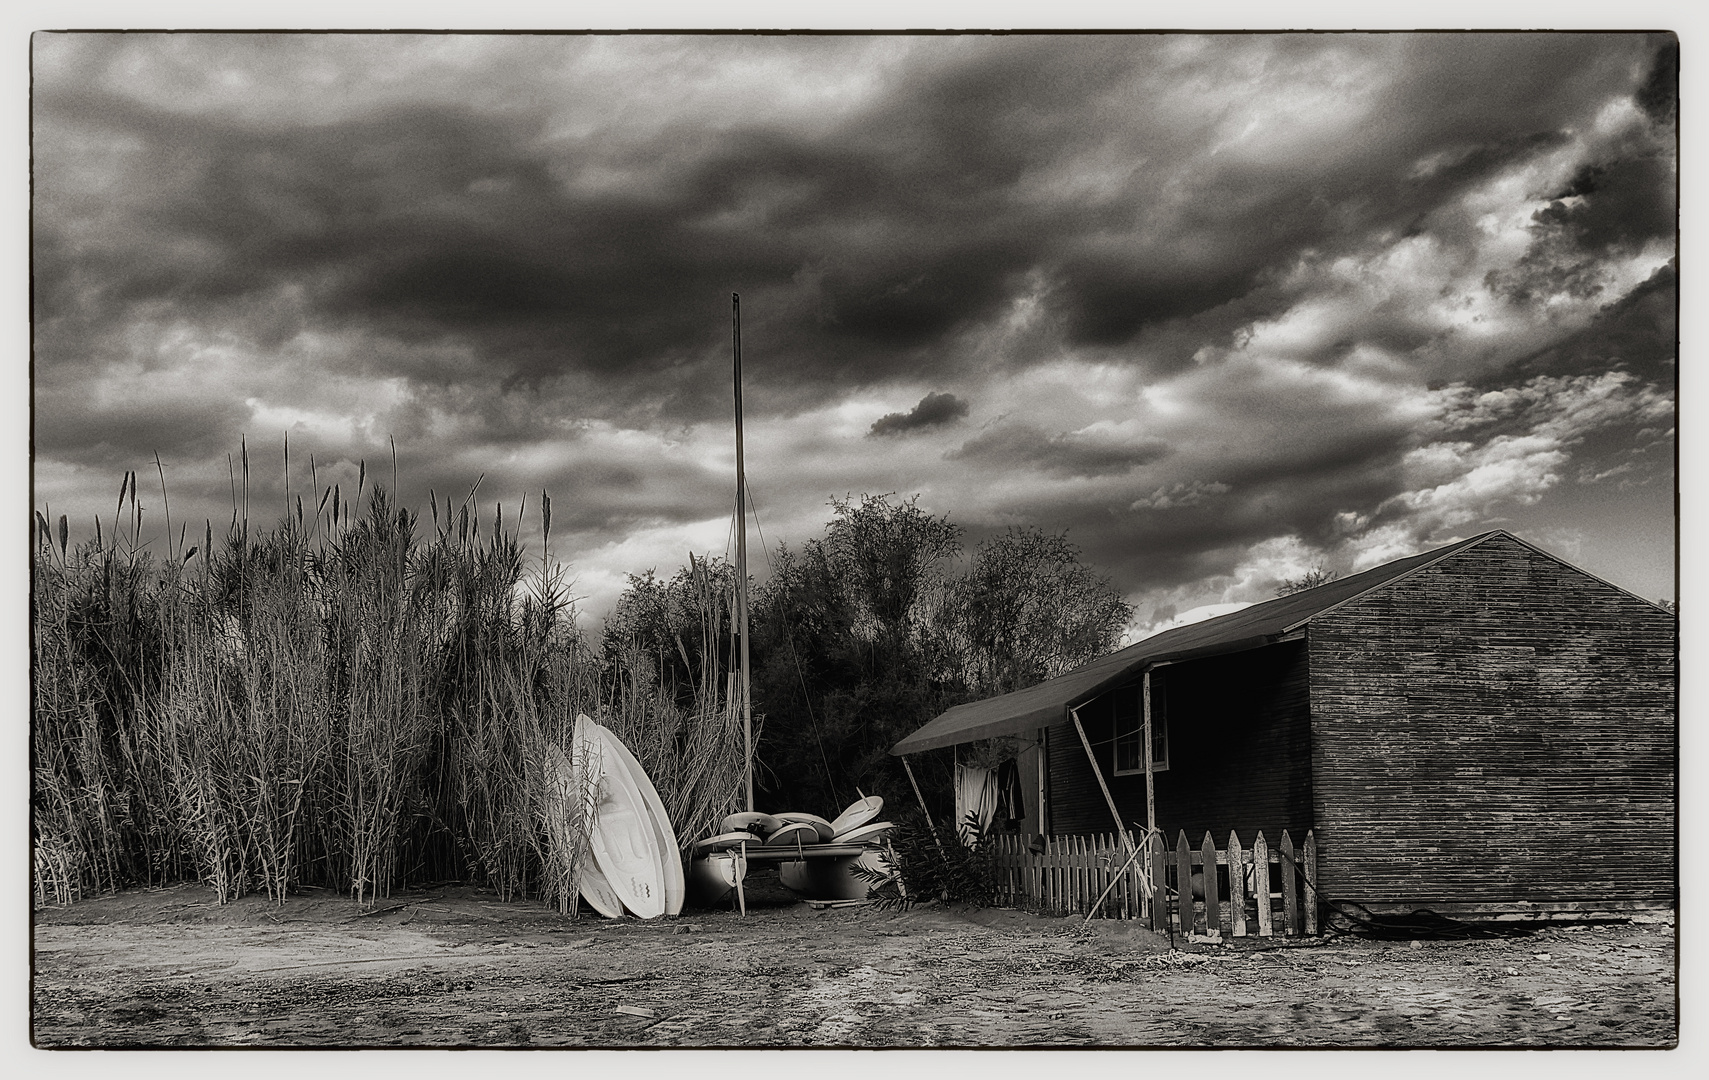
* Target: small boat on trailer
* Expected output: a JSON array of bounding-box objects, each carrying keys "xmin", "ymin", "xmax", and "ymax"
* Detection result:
[{"xmin": 776, "ymin": 802, "xmax": 897, "ymax": 901}]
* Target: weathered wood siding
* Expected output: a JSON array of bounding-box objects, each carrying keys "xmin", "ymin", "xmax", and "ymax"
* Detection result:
[
  {"xmin": 1150, "ymin": 643, "xmax": 1313, "ymax": 841},
  {"xmin": 1044, "ymin": 714, "xmax": 1106, "ymax": 834},
  {"xmin": 1309, "ymin": 533, "xmax": 1677, "ymax": 908},
  {"xmin": 1045, "ymin": 641, "xmax": 1313, "ymax": 840}
]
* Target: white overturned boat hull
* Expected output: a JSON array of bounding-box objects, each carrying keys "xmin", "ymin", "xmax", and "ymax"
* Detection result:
[
  {"xmin": 779, "ymin": 853, "xmax": 870, "ymax": 901},
  {"xmin": 687, "ymin": 850, "xmax": 746, "ymax": 908}
]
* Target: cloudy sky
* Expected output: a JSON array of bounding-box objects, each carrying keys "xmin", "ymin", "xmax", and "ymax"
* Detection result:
[{"xmin": 30, "ymin": 31, "xmax": 1677, "ymax": 633}]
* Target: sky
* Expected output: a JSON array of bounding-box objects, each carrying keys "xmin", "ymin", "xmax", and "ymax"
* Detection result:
[{"xmin": 29, "ymin": 31, "xmax": 1678, "ymax": 636}]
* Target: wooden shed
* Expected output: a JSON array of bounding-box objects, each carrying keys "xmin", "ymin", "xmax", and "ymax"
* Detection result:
[{"xmin": 892, "ymin": 530, "xmax": 1676, "ymax": 919}]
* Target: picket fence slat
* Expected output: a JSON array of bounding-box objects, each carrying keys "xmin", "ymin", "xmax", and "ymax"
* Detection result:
[
  {"xmin": 1149, "ymin": 832, "xmax": 1168, "ymax": 931},
  {"xmin": 971, "ymin": 828, "xmax": 1315, "ymax": 935},
  {"xmin": 1076, "ymin": 836, "xmax": 1087, "ymax": 912},
  {"xmin": 1052, "ymin": 836, "xmax": 1063, "ymax": 913},
  {"xmin": 1227, "ymin": 831, "xmax": 1247, "ymax": 937},
  {"xmin": 1252, "ymin": 832, "xmax": 1273, "ymax": 937},
  {"xmin": 1174, "ymin": 831, "xmax": 1194, "ymax": 933},
  {"xmin": 1280, "ymin": 830, "xmax": 1300, "ymax": 936},
  {"xmin": 1067, "ymin": 836, "xmax": 1078, "ymax": 913},
  {"xmin": 1086, "ymin": 835, "xmax": 1097, "ymax": 914},
  {"xmin": 1200, "ymin": 832, "xmax": 1221, "ymax": 936}
]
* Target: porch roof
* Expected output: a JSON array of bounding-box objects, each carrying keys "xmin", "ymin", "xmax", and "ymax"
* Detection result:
[{"xmin": 889, "ymin": 531, "xmax": 1496, "ymax": 755}]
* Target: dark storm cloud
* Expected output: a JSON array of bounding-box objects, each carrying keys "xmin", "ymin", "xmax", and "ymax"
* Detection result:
[
  {"xmin": 38, "ymin": 34, "xmax": 1666, "ymax": 415},
  {"xmin": 31, "ymin": 92, "xmax": 794, "ymax": 393},
  {"xmin": 1635, "ymin": 37, "xmax": 1679, "ymax": 124},
  {"xmin": 1488, "ymin": 148, "xmax": 1675, "ymax": 308},
  {"xmin": 30, "ymin": 33, "xmax": 1677, "ymax": 617},
  {"xmin": 949, "ymin": 422, "xmax": 1170, "ymax": 479},
  {"xmin": 1505, "ymin": 260, "xmax": 1676, "ymax": 385},
  {"xmin": 868, "ymin": 392, "xmax": 969, "ymax": 437},
  {"xmin": 34, "ymin": 387, "xmax": 251, "ymax": 467}
]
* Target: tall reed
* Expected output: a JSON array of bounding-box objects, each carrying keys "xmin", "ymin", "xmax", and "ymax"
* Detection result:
[{"xmin": 32, "ymin": 453, "xmax": 747, "ymax": 911}]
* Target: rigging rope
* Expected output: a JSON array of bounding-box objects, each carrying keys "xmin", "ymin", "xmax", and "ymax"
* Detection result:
[{"xmin": 740, "ymin": 478, "xmax": 841, "ymax": 808}]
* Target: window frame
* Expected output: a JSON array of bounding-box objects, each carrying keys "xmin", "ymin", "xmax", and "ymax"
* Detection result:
[{"xmin": 1112, "ymin": 678, "xmax": 1168, "ymax": 776}]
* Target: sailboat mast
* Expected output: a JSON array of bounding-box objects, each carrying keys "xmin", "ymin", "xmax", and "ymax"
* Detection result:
[{"xmin": 732, "ymin": 293, "xmax": 754, "ymax": 813}]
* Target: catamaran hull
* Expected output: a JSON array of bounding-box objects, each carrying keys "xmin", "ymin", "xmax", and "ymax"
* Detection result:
[{"xmin": 687, "ymin": 851, "xmax": 746, "ymax": 908}]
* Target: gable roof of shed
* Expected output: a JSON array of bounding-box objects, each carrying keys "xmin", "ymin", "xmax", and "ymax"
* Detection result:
[{"xmin": 889, "ymin": 530, "xmax": 1500, "ymax": 755}]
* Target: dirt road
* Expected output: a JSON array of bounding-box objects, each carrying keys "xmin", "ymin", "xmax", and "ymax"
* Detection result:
[{"xmin": 31, "ymin": 873, "xmax": 1676, "ymax": 1048}]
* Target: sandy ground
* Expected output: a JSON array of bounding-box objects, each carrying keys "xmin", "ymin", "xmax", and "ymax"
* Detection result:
[{"xmin": 30, "ymin": 871, "xmax": 1676, "ymax": 1048}]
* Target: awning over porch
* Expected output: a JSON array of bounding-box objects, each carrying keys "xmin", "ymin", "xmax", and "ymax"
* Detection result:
[{"xmin": 889, "ymin": 532, "xmax": 1490, "ymax": 755}]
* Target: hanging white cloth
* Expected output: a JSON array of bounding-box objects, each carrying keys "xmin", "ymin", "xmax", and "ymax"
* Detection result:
[{"xmin": 954, "ymin": 763, "xmax": 999, "ymax": 846}]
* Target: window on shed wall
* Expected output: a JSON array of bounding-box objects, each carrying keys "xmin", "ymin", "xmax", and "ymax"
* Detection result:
[{"xmin": 1113, "ymin": 679, "xmax": 1168, "ymax": 775}]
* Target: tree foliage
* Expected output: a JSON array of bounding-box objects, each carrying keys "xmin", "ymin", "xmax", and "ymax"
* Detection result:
[
  {"xmin": 606, "ymin": 494, "xmax": 1133, "ymax": 823},
  {"xmin": 1276, "ymin": 564, "xmax": 1339, "ymax": 597},
  {"xmin": 946, "ymin": 526, "xmax": 1136, "ymax": 697}
]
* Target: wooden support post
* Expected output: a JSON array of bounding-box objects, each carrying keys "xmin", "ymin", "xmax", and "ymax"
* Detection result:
[
  {"xmin": 1070, "ymin": 706, "xmax": 1139, "ymax": 870},
  {"xmin": 734, "ymin": 841, "xmax": 748, "ymax": 917},
  {"xmin": 1303, "ymin": 830, "xmax": 1318, "ymax": 936},
  {"xmin": 1050, "ymin": 837, "xmax": 1058, "ymax": 914},
  {"xmin": 1044, "ymin": 836, "xmax": 1055, "ymax": 913},
  {"xmin": 1038, "ymin": 727, "xmax": 1051, "ymax": 836},
  {"xmin": 900, "ymin": 754, "xmax": 948, "ymax": 858},
  {"xmin": 1141, "ymin": 668, "xmax": 1156, "ymax": 840}
]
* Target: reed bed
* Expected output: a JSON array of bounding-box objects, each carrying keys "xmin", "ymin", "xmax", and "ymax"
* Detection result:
[{"xmin": 31, "ymin": 458, "xmax": 747, "ymax": 911}]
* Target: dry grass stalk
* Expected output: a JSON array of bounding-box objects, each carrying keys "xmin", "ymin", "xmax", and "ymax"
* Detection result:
[{"xmin": 33, "ymin": 452, "xmax": 748, "ymax": 913}]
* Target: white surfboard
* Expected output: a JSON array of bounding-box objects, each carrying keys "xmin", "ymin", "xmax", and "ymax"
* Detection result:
[
  {"xmin": 693, "ymin": 830, "xmax": 761, "ymax": 852},
  {"xmin": 579, "ymin": 860, "xmax": 627, "ymax": 918},
  {"xmin": 582, "ymin": 722, "xmax": 667, "ymax": 919},
  {"xmin": 593, "ymin": 721, "xmax": 686, "ymax": 917},
  {"xmin": 567, "ymin": 717, "xmax": 625, "ymax": 918},
  {"xmin": 830, "ymin": 796, "xmax": 884, "ymax": 837},
  {"xmin": 774, "ymin": 812, "xmax": 835, "ymax": 842},
  {"xmin": 722, "ymin": 811, "xmax": 782, "ymax": 837},
  {"xmin": 764, "ymin": 820, "xmax": 821, "ymax": 847},
  {"xmin": 834, "ymin": 820, "xmax": 897, "ymax": 846}
]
